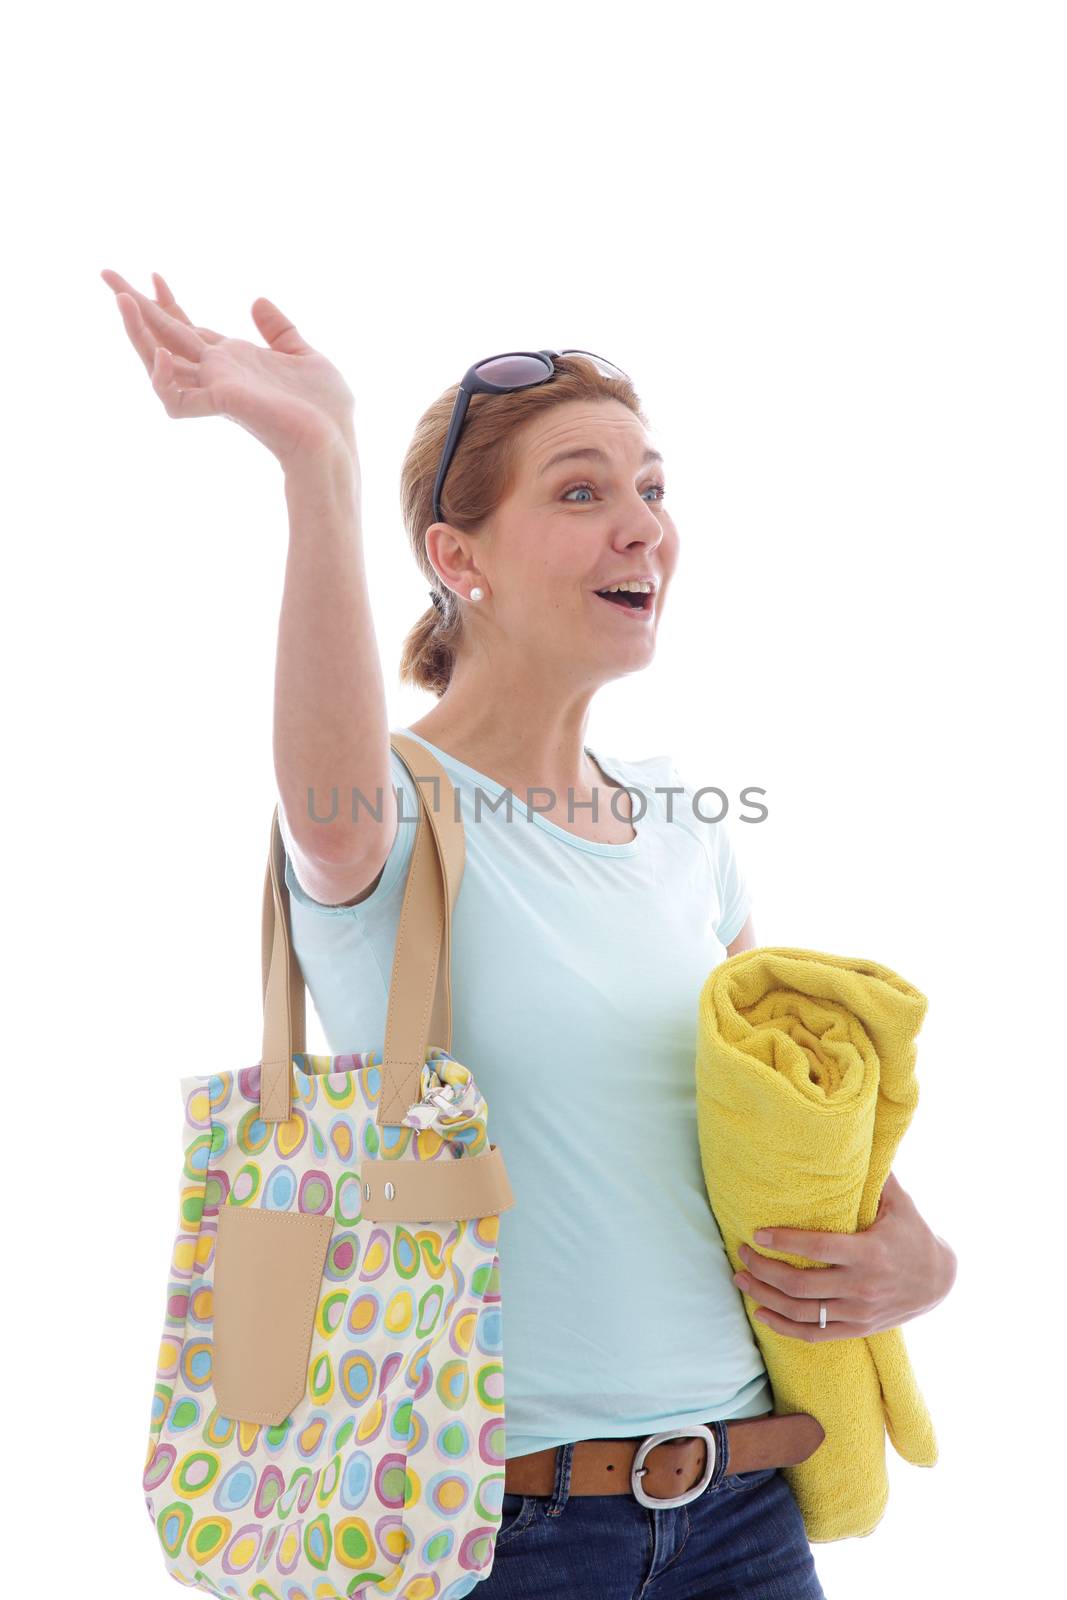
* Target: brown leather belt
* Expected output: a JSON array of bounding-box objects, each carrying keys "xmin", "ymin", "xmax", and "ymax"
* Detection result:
[{"xmin": 504, "ymin": 1412, "xmax": 825, "ymax": 1508}]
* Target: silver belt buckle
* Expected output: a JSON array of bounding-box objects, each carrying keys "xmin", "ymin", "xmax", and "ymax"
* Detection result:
[{"xmin": 630, "ymin": 1424, "xmax": 717, "ymax": 1509}]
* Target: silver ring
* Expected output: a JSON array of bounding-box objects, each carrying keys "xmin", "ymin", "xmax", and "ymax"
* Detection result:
[{"xmin": 818, "ymin": 1301, "xmax": 827, "ymax": 1329}]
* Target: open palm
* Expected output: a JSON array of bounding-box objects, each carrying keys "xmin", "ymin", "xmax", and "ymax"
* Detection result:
[{"xmin": 101, "ymin": 268, "xmax": 356, "ymax": 469}]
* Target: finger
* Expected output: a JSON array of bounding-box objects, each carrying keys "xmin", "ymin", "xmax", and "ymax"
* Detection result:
[
  {"xmin": 111, "ymin": 294, "xmax": 198, "ymax": 391},
  {"xmin": 743, "ymin": 1279, "xmax": 864, "ymax": 1323},
  {"xmin": 108, "ymin": 267, "xmax": 225, "ymax": 346},
  {"xmin": 151, "ymin": 345, "xmax": 216, "ymax": 420},
  {"xmin": 114, "ymin": 294, "xmax": 201, "ymax": 386},
  {"xmin": 149, "ymin": 270, "xmax": 195, "ymax": 328},
  {"xmin": 750, "ymin": 1227, "xmax": 860, "ymax": 1265},
  {"xmin": 751, "ymin": 1305, "xmax": 870, "ymax": 1341},
  {"xmin": 164, "ymin": 352, "xmax": 201, "ymax": 383},
  {"xmin": 737, "ymin": 1256, "xmax": 849, "ymax": 1298},
  {"xmin": 149, "ymin": 275, "xmax": 223, "ymax": 344},
  {"xmin": 250, "ymin": 295, "xmax": 313, "ymax": 356},
  {"xmin": 113, "ymin": 292, "xmax": 162, "ymax": 381},
  {"xmin": 101, "ymin": 268, "xmax": 204, "ymax": 361}
]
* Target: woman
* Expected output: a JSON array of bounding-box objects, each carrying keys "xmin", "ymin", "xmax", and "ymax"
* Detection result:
[{"xmin": 105, "ymin": 271, "xmax": 956, "ymax": 1599}]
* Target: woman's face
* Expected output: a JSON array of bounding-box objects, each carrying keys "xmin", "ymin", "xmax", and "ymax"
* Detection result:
[{"xmin": 458, "ymin": 397, "xmax": 679, "ymax": 684}]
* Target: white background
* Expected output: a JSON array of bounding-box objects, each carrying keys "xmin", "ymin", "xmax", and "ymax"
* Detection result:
[{"xmin": 4, "ymin": 2, "xmax": 1063, "ymax": 1594}]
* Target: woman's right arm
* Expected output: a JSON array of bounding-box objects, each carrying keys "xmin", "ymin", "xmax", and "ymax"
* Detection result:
[
  {"xmin": 101, "ymin": 267, "xmax": 398, "ymax": 906},
  {"xmin": 275, "ymin": 440, "xmax": 398, "ymax": 907}
]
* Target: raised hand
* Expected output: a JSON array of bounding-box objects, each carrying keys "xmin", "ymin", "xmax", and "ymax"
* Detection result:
[{"xmin": 101, "ymin": 269, "xmax": 357, "ymax": 470}]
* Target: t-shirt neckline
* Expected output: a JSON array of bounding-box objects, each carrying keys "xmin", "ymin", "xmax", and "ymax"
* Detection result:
[{"xmin": 395, "ymin": 726, "xmax": 643, "ymax": 857}]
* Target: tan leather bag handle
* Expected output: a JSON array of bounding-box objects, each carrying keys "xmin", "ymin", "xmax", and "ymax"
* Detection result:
[{"xmin": 258, "ymin": 731, "xmax": 514, "ymax": 1222}]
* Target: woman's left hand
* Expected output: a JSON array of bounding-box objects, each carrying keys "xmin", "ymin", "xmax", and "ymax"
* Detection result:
[{"xmin": 731, "ymin": 1171, "xmax": 958, "ymax": 1341}]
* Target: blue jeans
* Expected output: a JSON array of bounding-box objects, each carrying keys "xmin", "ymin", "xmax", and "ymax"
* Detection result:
[{"xmin": 475, "ymin": 1420, "xmax": 827, "ymax": 1598}]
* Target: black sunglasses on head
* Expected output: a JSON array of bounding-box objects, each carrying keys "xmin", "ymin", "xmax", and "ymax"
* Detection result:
[{"xmin": 431, "ymin": 348, "xmax": 629, "ymax": 528}]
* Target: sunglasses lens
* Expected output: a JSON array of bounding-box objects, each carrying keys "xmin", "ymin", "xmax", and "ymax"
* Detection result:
[
  {"xmin": 474, "ymin": 353, "xmax": 554, "ymax": 387},
  {"xmin": 562, "ymin": 350, "xmax": 629, "ymax": 381}
]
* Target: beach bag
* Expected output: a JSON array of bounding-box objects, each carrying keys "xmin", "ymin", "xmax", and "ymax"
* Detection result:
[{"xmin": 142, "ymin": 732, "xmax": 516, "ymax": 1598}]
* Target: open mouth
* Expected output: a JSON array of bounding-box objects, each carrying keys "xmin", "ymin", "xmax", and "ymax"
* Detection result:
[{"xmin": 593, "ymin": 586, "xmax": 655, "ymax": 614}]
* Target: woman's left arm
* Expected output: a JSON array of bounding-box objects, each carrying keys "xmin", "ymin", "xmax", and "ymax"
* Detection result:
[{"xmin": 723, "ymin": 915, "xmax": 959, "ymax": 1341}]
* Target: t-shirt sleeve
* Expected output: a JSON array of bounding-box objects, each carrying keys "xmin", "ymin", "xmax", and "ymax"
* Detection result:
[
  {"xmin": 664, "ymin": 756, "xmax": 753, "ymax": 947},
  {"xmin": 278, "ymin": 747, "xmax": 419, "ymax": 921},
  {"xmin": 706, "ymin": 811, "xmax": 753, "ymax": 946}
]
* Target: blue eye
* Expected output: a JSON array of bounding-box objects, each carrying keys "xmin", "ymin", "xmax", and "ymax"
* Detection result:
[{"xmin": 562, "ymin": 480, "xmax": 667, "ymax": 504}]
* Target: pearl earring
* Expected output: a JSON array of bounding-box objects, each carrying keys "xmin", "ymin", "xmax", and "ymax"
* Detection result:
[{"xmin": 469, "ymin": 587, "xmax": 484, "ymax": 602}]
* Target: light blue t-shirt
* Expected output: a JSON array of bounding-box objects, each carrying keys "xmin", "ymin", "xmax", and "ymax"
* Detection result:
[{"xmin": 280, "ymin": 726, "xmax": 773, "ymax": 1459}]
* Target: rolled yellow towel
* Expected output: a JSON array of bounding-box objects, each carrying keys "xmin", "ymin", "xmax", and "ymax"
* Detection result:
[{"xmin": 695, "ymin": 946, "xmax": 937, "ymax": 1542}]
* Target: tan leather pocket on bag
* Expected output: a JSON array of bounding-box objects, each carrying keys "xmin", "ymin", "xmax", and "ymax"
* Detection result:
[{"xmin": 213, "ymin": 1205, "xmax": 334, "ymax": 1425}]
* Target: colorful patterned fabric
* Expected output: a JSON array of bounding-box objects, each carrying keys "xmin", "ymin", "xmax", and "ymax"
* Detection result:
[{"xmin": 143, "ymin": 1048, "xmax": 506, "ymax": 1598}]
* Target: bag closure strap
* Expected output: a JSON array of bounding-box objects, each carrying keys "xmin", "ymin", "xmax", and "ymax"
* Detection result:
[{"xmin": 260, "ymin": 733, "xmax": 464, "ymax": 1125}]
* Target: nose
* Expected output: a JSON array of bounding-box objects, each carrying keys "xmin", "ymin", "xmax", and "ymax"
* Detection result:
[{"xmin": 618, "ymin": 495, "xmax": 665, "ymax": 550}]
